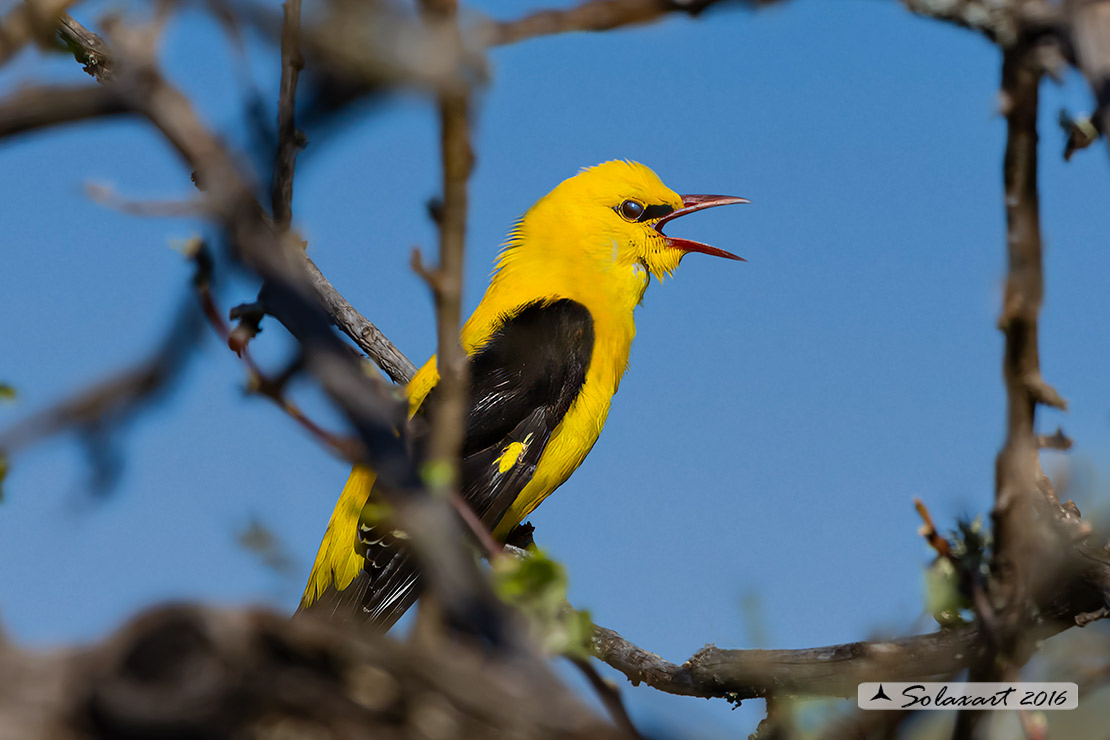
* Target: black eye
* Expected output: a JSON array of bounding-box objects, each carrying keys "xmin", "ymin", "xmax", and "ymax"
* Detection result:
[{"xmin": 617, "ymin": 200, "xmax": 645, "ymax": 221}]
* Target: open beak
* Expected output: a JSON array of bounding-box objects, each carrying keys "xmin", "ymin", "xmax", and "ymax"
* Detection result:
[{"xmin": 654, "ymin": 194, "xmax": 749, "ymax": 261}]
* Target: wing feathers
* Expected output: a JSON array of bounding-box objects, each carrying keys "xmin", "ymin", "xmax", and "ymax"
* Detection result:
[{"xmin": 299, "ymin": 299, "xmax": 595, "ymax": 629}]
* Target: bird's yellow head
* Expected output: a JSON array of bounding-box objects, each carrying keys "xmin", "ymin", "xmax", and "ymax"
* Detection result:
[{"xmin": 496, "ymin": 161, "xmax": 746, "ymax": 293}]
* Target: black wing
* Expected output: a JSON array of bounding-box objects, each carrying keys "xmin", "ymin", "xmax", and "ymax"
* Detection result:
[{"xmin": 305, "ymin": 299, "xmax": 595, "ymax": 628}]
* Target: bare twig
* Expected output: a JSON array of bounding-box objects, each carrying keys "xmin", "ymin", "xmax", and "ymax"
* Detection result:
[
  {"xmin": 0, "ymin": 293, "xmax": 201, "ymax": 464},
  {"xmin": 592, "ymin": 616, "xmax": 1089, "ymax": 702},
  {"xmin": 417, "ymin": 0, "xmax": 472, "ymax": 515},
  {"xmin": 915, "ymin": 497, "xmax": 955, "ymax": 561},
  {"xmin": 569, "ymin": 656, "xmax": 645, "ymax": 740},
  {"xmin": 1036, "ymin": 426, "xmax": 1073, "ymax": 450},
  {"xmin": 271, "ymin": 0, "xmax": 305, "ymax": 230},
  {"xmin": 56, "ymin": 11, "xmax": 113, "ymax": 81},
  {"xmin": 301, "ymin": 254, "xmax": 418, "ymax": 384},
  {"xmin": 192, "ymin": 247, "xmax": 358, "ymax": 458},
  {"xmin": 231, "ymin": 0, "xmax": 306, "ymax": 360}
]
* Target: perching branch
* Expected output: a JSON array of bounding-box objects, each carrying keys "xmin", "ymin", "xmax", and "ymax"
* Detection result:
[
  {"xmin": 591, "ymin": 558, "xmax": 1110, "ymax": 704},
  {"xmin": 301, "ymin": 254, "xmax": 418, "ymax": 384}
]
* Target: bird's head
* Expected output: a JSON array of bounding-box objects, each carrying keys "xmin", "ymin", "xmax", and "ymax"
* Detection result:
[{"xmin": 499, "ymin": 161, "xmax": 746, "ymax": 289}]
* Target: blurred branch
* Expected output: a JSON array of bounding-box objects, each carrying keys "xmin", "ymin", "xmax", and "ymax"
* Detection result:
[
  {"xmin": 192, "ymin": 244, "xmax": 360, "ymax": 459},
  {"xmin": 271, "ymin": 0, "xmax": 304, "ymax": 231},
  {"xmin": 0, "ymin": 84, "xmax": 128, "ymax": 139},
  {"xmin": 569, "ymin": 656, "xmax": 645, "ymax": 740},
  {"xmin": 901, "ymin": 0, "xmax": 1064, "ymax": 46},
  {"xmin": 0, "ymin": 0, "xmax": 76, "ymax": 66},
  {"xmin": 0, "ymin": 604, "xmax": 622, "ymax": 740},
  {"xmin": 231, "ymin": 0, "xmax": 305, "ymax": 363},
  {"xmin": 55, "ymin": 12, "xmax": 418, "ymax": 386},
  {"xmin": 1067, "ymin": 0, "xmax": 1110, "ymax": 153},
  {"xmin": 484, "ymin": 0, "xmax": 743, "ymax": 47},
  {"xmin": 416, "ymin": 0, "xmax": 472, "ymax": 524},
  {"xmin": 0, "ymin": 293, "xmax": 202, "ymax": 468},
  {"xmin": 57, "ymin": 8, "xmax": 521, "ymax": 647}
]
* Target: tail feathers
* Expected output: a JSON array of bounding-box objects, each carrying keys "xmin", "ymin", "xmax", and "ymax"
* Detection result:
[{"xmin": 300, "ymin": 465, "xmax": 376, "ymax": 611}]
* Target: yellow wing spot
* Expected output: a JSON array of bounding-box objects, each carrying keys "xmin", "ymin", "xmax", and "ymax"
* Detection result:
[{"xmin": 496, "ymin": 434, "xmax": 533, "ymax": 474}]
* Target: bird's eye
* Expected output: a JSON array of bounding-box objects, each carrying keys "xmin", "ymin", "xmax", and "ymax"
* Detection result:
[{"xmin": 617, "ymin": 200, "xmax": 645, "ymax": 222}]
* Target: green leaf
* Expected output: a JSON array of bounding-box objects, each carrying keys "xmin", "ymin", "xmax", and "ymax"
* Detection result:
[
  {"xmin": 0, "ymin": 383, "xmax": 15, "ymax": 402},
  {"xmin": 492, "ymin": 548, "xmax": 593, "ymax": 658},
  {"xmin": 924, "ymin": 557, "xmax": 967, "ymax": 627}
]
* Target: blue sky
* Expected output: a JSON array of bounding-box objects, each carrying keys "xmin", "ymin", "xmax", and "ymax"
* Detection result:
[{"xmin": 2, "ymin": 1, "xmax": 1109, "ymax": 736}]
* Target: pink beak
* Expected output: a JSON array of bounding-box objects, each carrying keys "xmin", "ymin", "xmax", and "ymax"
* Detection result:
[{"xmin": 654, "ymin": 194, "xmax": 749, "ymax": 261}]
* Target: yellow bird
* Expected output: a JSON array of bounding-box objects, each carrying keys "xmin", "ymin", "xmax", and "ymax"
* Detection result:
[{"xmin": 300, "ymin": 160, "xmax": 746, "ymax": 627}]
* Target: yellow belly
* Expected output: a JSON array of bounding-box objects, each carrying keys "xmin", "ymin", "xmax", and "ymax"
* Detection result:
[{"xmin": 491, "ymin": 312, "xmax": 633, "ymax": 537}]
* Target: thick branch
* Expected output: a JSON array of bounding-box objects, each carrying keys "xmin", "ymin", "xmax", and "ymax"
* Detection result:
[
  {"xmin": 0, "ymin": 0, "xmax": 76, "ymax": 65},
  {"xmin": 990, "ymin": 38, "xmax": 1055, "ymax": 666},
  {"xmin": 57, "ymin": 10, "xmax": 113, "ymax": 81},
  {"xmin": 0, "ymin": 84, "xmax": 128, "ymax": 139}
]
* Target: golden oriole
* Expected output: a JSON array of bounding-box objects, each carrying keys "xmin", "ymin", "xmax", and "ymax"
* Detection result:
[{"xmin": 300, "ymin": 160, "xmax": 745, "ymax": 627}]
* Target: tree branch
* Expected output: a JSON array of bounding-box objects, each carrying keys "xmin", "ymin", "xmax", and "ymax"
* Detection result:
[
  {"xmin": 484, "ymin": 0, "xmax": 740, "ymax": 47},
  {"xmin": 0, "ymin": 0, "xmax": 76, "ymax": 66},
  {"xmin": 0, "ymin": 84, "xmax": 129, "ymax": 140},
  {"xmin": 0, "ymin": 604, "xmax": 623, "ymax": 740},
  {"xmin": 418, "ymin": 0, "xmax": 473, "ymax": 543},
  {"xmin": 271, "ymin": 0, "xmax": 304, "ymax": 231},
  {"xmin": 301, "ymin": 254, "xmax": 418, "ymax": 384}
]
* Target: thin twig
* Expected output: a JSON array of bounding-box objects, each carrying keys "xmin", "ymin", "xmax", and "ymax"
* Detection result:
[
  {"xmin": 192, "ymin": 248, "xmax": 358, "ymax": 459},
  {"xmin": 418, "ymin": 0, "xmax": 471, "ymax": 510},
  {"xmin": 915, "ymin": 497, "xmax": 955, "ymax": 561},
  {"xmin": 569, "ymin": 656, "xmax": 645, "ymax": 740},
  {"xmin": 271, "ymin": 0, "xmax": 304, "ymax": 230},
  {"xmin": 301, "ymin": 253, "xmax": 418, "ymax": 384}
]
